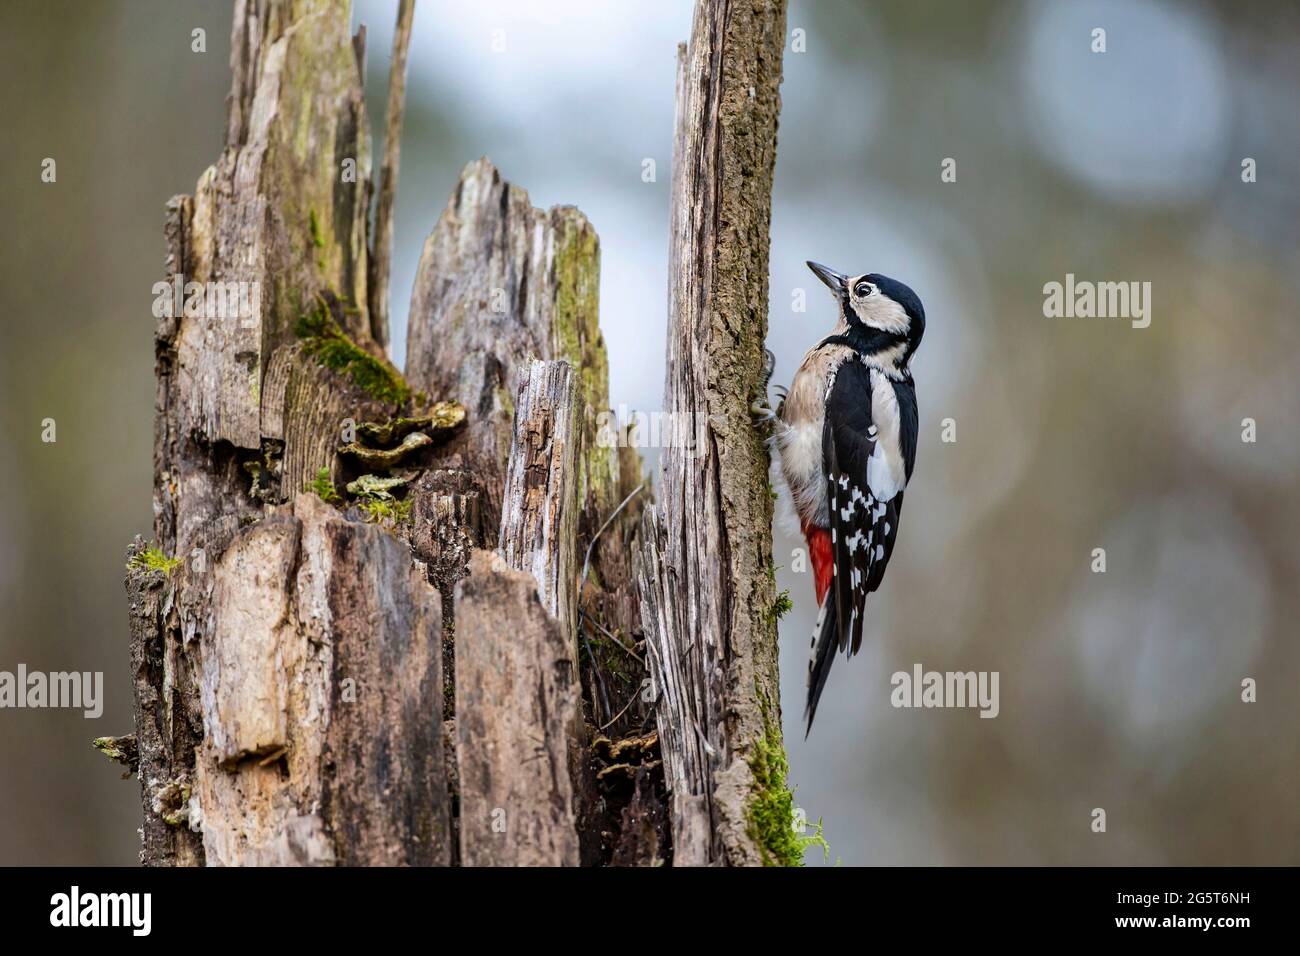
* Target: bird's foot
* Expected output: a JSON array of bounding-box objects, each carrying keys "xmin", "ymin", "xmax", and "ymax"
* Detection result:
[
  {"xmin": 751, "ymin": 349, "xmax": 778, "ymax": 425},
  {"xmin": 758, "ymin": 348, "xmax": 775, "ymax": 391}
]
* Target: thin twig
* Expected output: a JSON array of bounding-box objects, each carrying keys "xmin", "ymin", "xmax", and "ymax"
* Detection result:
[
  {"xmin": 579, "ymin": 613, "xmax": 612, "ymax": 724},
  {"xmin": 585, "ymin": 613, "xmax": 644, "ymax": 666},
  {"xmin": 368, "ymin": 0, "xmax": 416, "ymax": 350},
  {"xmin": 638, "ymin": 697, "xmax": 660, "ymax": 735},
  {"xmin": 581, "ymin": 482, "xmax": 644, "ymax": 586},
  {"xmin": 575, "ymin": 483, "xmax": 645, "ymax": 730},
  {"xmin": 598, "ymin": 689, "xmax": 640, "ymax": 731}
]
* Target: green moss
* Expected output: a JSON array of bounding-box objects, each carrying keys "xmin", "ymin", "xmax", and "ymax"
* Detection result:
[
  {"xmin": 295, "ymin": 302, "xmax": 410, "ymax": 405},
  {"xmin": 358, "ymin": 497, "xmax": 412, "ymax": 526},
  {"xmin": 579, "ymin": 629, "xmax": 634, "ymax": 687},
  {"xmin": 772, "ymin": 589, "xmax": 793, "ymax": 621},
  {"xmin": 309, "ymin": 208, "xmax": 325, "ymax": 249},
  {"xmin": 549, "ymin": 216, "xmax": 616, "ymax": 504},
  {"xmin": 763, "ymin": 565, "xmax": 791, "ymax": 625},
  {"xmin": 92, "ymin": 734, "xmax": 138, "ymax": 773},
  {"xmin": 127, "ymin": 543, "xmax": 181, "ymax": 575},
  {"xmin": 307, "ymin": 467, "xmax": 341, "ymax": 504},
  {"xmin": 747, "ymin": 711, "xmax": 830, "ymax": 866}
]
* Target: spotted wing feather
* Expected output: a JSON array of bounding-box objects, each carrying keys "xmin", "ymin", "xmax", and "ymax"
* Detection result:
[{"xmin": 806, "ymin": 360, "xmax": 907, "ymax": 732}]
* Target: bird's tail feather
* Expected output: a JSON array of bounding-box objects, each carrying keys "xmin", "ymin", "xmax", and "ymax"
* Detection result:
[{"xmin": 805, "ymin": 598, "xmax": 839, "ymax": 736}]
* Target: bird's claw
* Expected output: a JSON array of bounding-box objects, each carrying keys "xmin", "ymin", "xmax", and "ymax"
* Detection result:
[
  {"xmin": 752, "ymin": 349, "xmax": 779, "ymax": 425},
  {"xmin": 758, "ymin": 349, "xmax": 776, "ymax": 392}
]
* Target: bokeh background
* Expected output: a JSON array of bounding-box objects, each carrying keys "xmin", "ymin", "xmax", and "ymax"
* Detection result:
[{"xmin": 1, "ymin": 0, "xmax": 1296, "ymax": 865}]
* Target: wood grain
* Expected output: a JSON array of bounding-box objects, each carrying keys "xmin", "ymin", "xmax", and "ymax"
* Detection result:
[
  {"xmin": 644, "ymin": 0, "xmax": 789, "ymax": 866},
  {"xmin": 454, "ymin": 550, "xmax": 581, "ymax": 866}
]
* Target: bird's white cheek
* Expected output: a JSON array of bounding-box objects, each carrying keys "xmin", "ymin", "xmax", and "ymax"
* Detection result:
[{"xmin": 854, "ymin": 297, "xmax": 910, "ymax": 334}]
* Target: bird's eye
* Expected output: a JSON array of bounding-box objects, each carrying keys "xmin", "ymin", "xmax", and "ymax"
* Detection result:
[{"xmin": 854, "ymin": 282, "xmax": 872, "ymax": 297}]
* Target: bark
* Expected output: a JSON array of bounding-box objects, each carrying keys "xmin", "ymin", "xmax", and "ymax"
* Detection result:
[
  {"xmin": 196, "ymin": 494, "xmax": 449, "ymax": 866},
  {"xmin": 125, "ymin": 537, "xmax": 202, "ymax": 866},
  {"xmin": 638, "ymin": 0, "xmax": 789, "ymax": 866}
]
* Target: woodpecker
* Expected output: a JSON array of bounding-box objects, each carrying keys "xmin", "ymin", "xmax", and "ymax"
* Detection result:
[{"xmin": 757, "ymin": 261, "xmax": 925, "ymax": 734}]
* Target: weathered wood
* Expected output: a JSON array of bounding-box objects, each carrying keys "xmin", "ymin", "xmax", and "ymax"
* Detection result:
[
  {"xmin": 131, "ymin": 0, "xmax": 452, "ymax": 867},
  {"xmin": 609, "ymin": 767, "xmax": 670, "ymax": 867},
  {"xmin": 410, "ymin": 480, "xmax": 480, "ymax": 597},
  {"xmin": 276, "ymin": 339, "xmax": 392, "ymax": 497},
  {"xmin": 646, "ymin": 0, "xmax": 789, "ymax": 866},
  {"xmin": 405, "ymin": 158, "xmax": 611, "ymax": 544},
  {"xmin": 403, "ymin": 163, "xmax": 656, "ymax": 865},
  {"xmin": 495, "ymin": 358, "xmax": 629, "ymax": 865},
  {"xmin": 634, "ymin": 508, "xmax": 713, "ymax": 866},
  {"xmin": 154, "ymin": 0, "xmax": 379, "ymax": 627},
  {"xmin": 454, "ymin": 550, "xmax": 581, "ymax": 866},
  {"xmin": 179, "ymin": 0, "xmax": 376, "ymax": 469},
  {"xmin": 498, "ymin": 359, "xmax": 580, "ymax": 650},
  {"xmin": 367, "ymin": 0, "xmax": 416, "ymax": 349},
  {"xmin": 125, "ymin": 0, "xmax": 728, "ymax": 868},
  {"xmin": 125, "ymin": 538, "xmax": 203, "ymax": 867},
  {"xmin": 191, "ymin": 494, "xmax": 449, "ymax": 866}
]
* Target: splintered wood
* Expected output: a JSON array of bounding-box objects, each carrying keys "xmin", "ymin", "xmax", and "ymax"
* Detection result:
[{"xmin": 637, "ymin": 0, "xmax": 789, "ymax": 866}]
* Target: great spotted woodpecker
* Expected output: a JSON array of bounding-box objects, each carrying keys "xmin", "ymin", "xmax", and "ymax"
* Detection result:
[{"xmin": 757, "ymin": 261, "xmax": 925, "ymax": 734}]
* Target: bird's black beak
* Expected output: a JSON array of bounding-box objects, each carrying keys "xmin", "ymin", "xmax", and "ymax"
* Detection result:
[{"xmin": 806, "ymin": 260, "xmax": 848, "ymax": 296}]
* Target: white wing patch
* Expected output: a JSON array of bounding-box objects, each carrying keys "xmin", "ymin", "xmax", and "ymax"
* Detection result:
[{"xmin": 865, "ymin": 368, "xmax": 907, "ymax": 501}]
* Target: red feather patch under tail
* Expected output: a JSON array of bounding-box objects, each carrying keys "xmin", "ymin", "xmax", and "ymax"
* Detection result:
[{"xmin": 803, "ymin": 522, "xmax": 833, "ymax": 606}]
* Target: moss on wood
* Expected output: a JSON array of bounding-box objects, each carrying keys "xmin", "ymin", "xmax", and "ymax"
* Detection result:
[
  {"xmin": 127, "ymin": 543, "xmax": 182, "ymax": 575},
  {"xmin": 306, "ymin": 467, "xmax": 341, "ymax": 503},
  {"xmin": 746, "ymin": 706, "xmax": 829, "ymax": 866},
  {"xmin": 295, "ymin": 301, "xmax": 410, "ymax": 405}
]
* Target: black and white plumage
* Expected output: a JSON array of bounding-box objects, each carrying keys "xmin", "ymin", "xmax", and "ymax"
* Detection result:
[{"xmin": 766, "ymin": 261, "xmax": 925, "ymax": 734}]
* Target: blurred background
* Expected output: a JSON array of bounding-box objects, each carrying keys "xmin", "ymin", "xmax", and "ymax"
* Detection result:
[{"xmin": 1, "ymin": 0, "xmax": 1296, "ymax": 865}]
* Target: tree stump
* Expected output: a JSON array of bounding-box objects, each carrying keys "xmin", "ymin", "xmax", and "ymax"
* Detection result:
[{"xmin": 120, "ymin": 0, "xmax": 792, "ymax": 868}]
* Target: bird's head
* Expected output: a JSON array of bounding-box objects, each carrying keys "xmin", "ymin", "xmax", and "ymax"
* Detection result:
[{"xmin": 806, "ymin": 260, "xmax": 925, "ymax": 368}]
